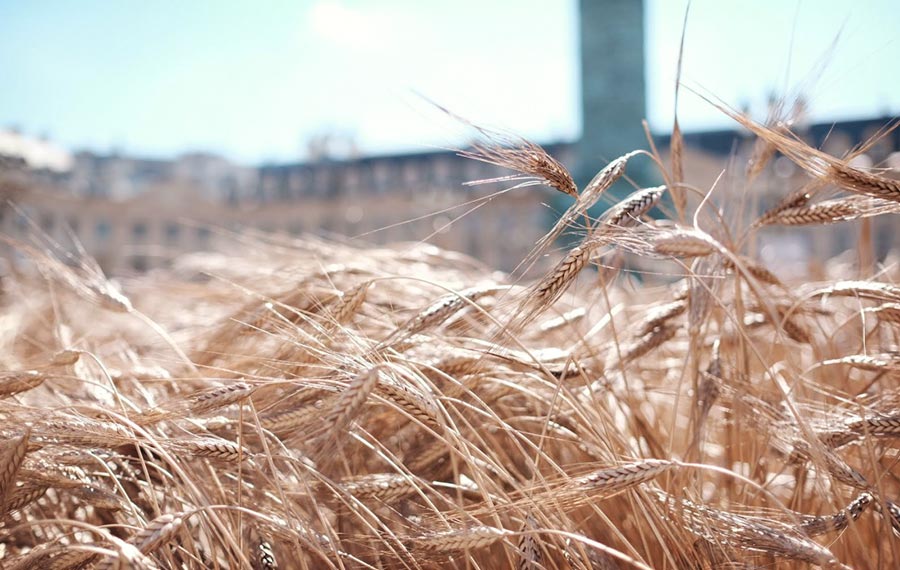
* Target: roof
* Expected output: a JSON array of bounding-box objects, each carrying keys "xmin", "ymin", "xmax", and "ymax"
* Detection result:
[
  {"xmin": 0, "ymin": 130, "xmax": 73, "ymax": 172},
  {"xmin": 653, "ymin": 114, "xmax": 899, "ymax": 156}
]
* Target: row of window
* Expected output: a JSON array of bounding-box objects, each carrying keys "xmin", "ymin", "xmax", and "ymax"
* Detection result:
[
  {"xmin": 15, "ymin": 212, "xmax": 213, "ymax": 245},
  {"xmin": 10, "ymin": 210, "xmax": 385, "ymax": 244},
  {"xmin": 255, "ymin": 156, "xmax": 520, "ymax": 203}
]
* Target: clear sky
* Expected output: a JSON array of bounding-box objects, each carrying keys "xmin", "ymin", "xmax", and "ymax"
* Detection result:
[{"xmin": 1, "ymin": 0, "xmax": 897, "ymax": 164}]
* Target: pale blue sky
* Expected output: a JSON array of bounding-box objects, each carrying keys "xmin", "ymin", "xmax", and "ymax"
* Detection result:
[{"xmin": 1, "ymin": 0, "xmax": 897, "ymax": 164}]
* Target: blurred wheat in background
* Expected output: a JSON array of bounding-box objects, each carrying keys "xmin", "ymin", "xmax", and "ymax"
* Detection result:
[{"xmin": 1, "ymin": 1, "xmax": 899, "ymax": 569}]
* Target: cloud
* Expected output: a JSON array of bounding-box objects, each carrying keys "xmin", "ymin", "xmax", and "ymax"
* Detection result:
[{"xmin": 307, "ymin": 0, "xmax": 393, "ymax": 50}]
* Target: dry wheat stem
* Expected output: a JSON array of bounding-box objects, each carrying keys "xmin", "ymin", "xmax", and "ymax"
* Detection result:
[
  {"xmin": 46, "ymin": 549, "xmax": 100, "ymax": 570},
  {"xmin": 515, "ymin": 514, "xmax": 543, "ymax": 570},
  {"xmin": 131, "ymin": 511, "xmax": 189, "ymax": 554},
  {"xmin": 0, "ymin": 428, "xmax": 30, "ymax": 513},
  {"xmin": 798, "ymin": 492, "xmax": 872, "ymax": 537},
  {"xmin": 4, "ymin": 116, "xmax": 900, "ymax": 569},
  {"xmin": 765, "ymin": 198, "xmax": 872, "ymax": 226},
  {"xmin": 412, "ymin": 525, "xmax": 512, "ymax": 552},
  {"xmin": 168, "ymin": 437, "xmax": 249, "ymax": 462},
  {"xmin": 597, "ymin": 185, "xmax": 667, "ymax": 230},
  {"xmin": 187, "ymin": 381, "xmax": 255, "ymax": 414},
  {"xmin": 460, "ymin": 138, "xmax": 578, "ymax": 198},
  {"xmin": 716, "ymin": 104, "xmax": 900, "ymax": 204},
  {"xmin": 253, "ymin": 536, "xmax": 278, "ymax": 570},
  {"xmin": 828, "ymin": 163, "xmax": 900, "ymax": 203},
  {"xmin": 885, "ymin": 500, "xmax": 900, "ymax": 538},
  {"xmin": 820, "ymin": 353, "xmax": 900, "ymax": 372},
  {"xmin": 336, "ymin": 472, "xmax": 420, "ymax": 503},
  {"xmin": 375, "ymin": 375, "xmax": 442, "ymax": 429},
  {"xmin": 670, "ymin": 119, "xmax": 686, "ymax": 215},
  {"xmin": 636, "ymin": 300, "xmax": 687, "ymax": 336},
  {"xmin": 0, "ymin": 370, "xmax": 46, "ymax": 397},
  {"xmin": 755, "ymin": 189, "xmax": 813, "ymax": 226},
  {"xmin": 530, "ymin": 238, "xmax": 602, "ymax": 312},
  {"xmin": 867, "ymin": 302, "xmax": 900, "ymax": 324},
  {"xmin": 399, "ymin": 284, "xmax": 504, "ymax": 339},
  {"xmin": 312, "ymin": 366, "xmax": 382, "ymax": 448},
  {"xmin": 658, "ymin": 491, "xmax": 844, "ymax": 569},
  {"xmin": 569, "ymin": 459, "xmax": 676, "ymax": 498},
  {"xmin": 533, "ymin": 151, "xmax": 641, "ymax": 258}
]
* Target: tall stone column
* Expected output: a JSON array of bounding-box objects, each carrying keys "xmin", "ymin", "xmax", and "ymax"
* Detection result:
[{"xmin": 576, "ymin": 0, "xmax": 651, "ymax": 195}]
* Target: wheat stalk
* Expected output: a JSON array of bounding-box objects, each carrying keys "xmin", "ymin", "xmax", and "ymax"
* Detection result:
[
  {"xmin": 168, "ymin": 437, "xmax": 249, "ymax": 462},
  {"xmin": 571, "ymin": 459, "xmax": 675, "ymax": 497},
  {"xmin": 598, "ymin": 185, "xmax": 667, "ymax": 230},
  {"xmin": 529, "ymin": 238, "xmax": 602, "ymax": 314},
  {"xmin": 329, "ymin": 281, "xmax": 371, "ymax": 325},
  {"xmin": 798, "ymin": 492, "xmax": 873, "ymax": 537},
  {"xmin": 33, "ymin": 417, "xmax": 137, "ymax": 448},
  {"xmin": 717, "ymin": 104, "xmax": 900, "ymax": 204},
  {"xmin": 259, "ymin": 399, "xmax": 325, "ymax": 434},
  {"xmin": 338, "ymin": 472, "xmax": 419, "ymax": 503},
  {"xmin": 885, "ymin": 499, "xmax": 900, "ymax": 538},
  {"xmin": 413, "ymin": 525, "xmax": 512, "ymax": 553},
  {"xmin": 659, "ymin": 491, "xmax": 845, "ymax": 569},
  {"xmin": 615, "ymin": 324, "xmax": 679, "ymax": 367},
  {"xmin": 652, "ymin": 230, "xmax": 719, "ymax": 258},
  {"xmin": 867, "ymin": 302, "xmax": 900, "ymax": 324},
  {"xmin": 0, "ymin": 428, "xmax": 30, "ymax": 514},
  {"xmin": 129, "ymin": 511, "xmax": 189, "ymax": 555},
  {"xmin": 312, "ymin": 367, "xmax": 382, "ymax": 450},
  {"xmin": 4, "ymin": 483, "xmax": 48, "ymax": 512},
  {"xmin": 252, "ymin": 536, "xmax": 278, "ymax": 570},
  {"xmin": 375, "ymin": 374, "xmax": 442, "ymax": 429},
  {"xmin": 827, "ymin": 163, "xmax": 900, "ymax": 203},
  {"xmin": 143, "ymin": 381, "xmax": 258, "ymax": 422},
  {"xmin": 0, "ymin": 370, "xmax": 46, "ymax": 397},
  {"xmin": 50, "ymin": 349, "xmax": 82, "ymax": 366},
  {"xmin": 756, "ymin": 188, "xmax": 814, "ymax": 226},
  {"xmin": 461, "ymin": 138, "xmax": 578, "ymax": 198},
  {"xmin": 636, "ymin": 300, "xmax": 686, "ymax": 336},
  {"xmin": 46, "ymin": 550, "xmax": 100, "ymax": 570},
  {"xmin": 534, "ymin": 151, "xmax": 641, "ymax": 256},
  {"xmin": 400, "ymin": 284, "xmax": 504, "ymax": 338}
]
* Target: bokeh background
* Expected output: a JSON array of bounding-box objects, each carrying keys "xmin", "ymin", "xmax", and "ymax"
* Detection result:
[{"xmin": 1, "ymin": 0, "xmax": 898, "ymax": 273}]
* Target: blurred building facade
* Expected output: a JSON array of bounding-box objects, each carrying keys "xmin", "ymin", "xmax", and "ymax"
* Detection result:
[
  {"xmin": 1, "ymin": 0, "xmax": 898, "ymax": 274},
  {"xmin": 0, "ymin": 134, "xmax": 571, "ymax": 272}
]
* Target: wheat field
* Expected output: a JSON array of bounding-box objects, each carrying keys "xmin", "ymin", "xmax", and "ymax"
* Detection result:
[{"xmin": 0, "ymin": 109, "xmax": 899, "ymax": 569}]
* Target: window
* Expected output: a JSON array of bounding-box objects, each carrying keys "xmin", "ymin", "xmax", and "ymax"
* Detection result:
[
  {"xmin": 374, "ymin": 162, "xmax": 390, "ymax": 193},
  {"xmin": 262, "ymin": 174, "xmax": 276, "ymax": 193},
  {"xmin": 403, "ymin": 161, "xmax": 420, "ymax": 186},
  {"xmin": 132, "ymin": 221, "xmax": 148, "ymax": 240},
  {"xmin": 277, "ymin": 172, "xmax": 291, "ymax": 200},
  {"xmin": 431, "ymin": 157, "xmax": 450, "ymax": 184},
  {"xmin": 340, "ymin": 166, "xmax": 355, "ymax": 193},
  {"xmin": 313, "ymin": 168, "xmax": 331, "ymax": 196},
  {"xmin": 88, "ymin": 183, "xmax": 107, "ymax": 198},
  {"xmin": 359, "ymin": 163, "xmax": 373, "ymax": 191},
  {"xmin": 96, "ymin": 220, "xmax": 112, "ymax": 241},
  {"xmin": 223, "ymin": 178, "xmax": 239, "ymax": 206},
  {"xmin": 165, "ymin": 222, "xmax": 181, "ymax": 242},
  {"xmin": 131, "ymin": 255, "xmax": 148, "ymax": 272},
  {"xmin": 40, "ymin": 214, "xmax": 55, "ymax": 233}
]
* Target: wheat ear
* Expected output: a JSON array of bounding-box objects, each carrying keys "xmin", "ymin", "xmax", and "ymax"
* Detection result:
[{"xmin": 0, "ymin": 429, "xmax": 30, "ymax": 514}]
